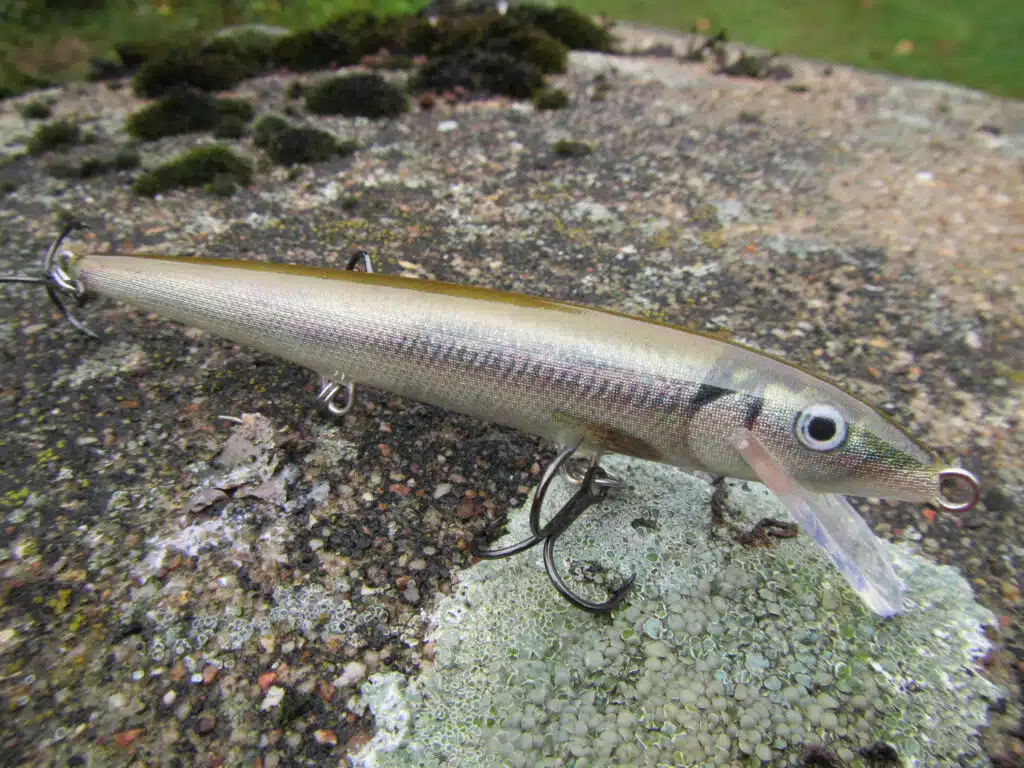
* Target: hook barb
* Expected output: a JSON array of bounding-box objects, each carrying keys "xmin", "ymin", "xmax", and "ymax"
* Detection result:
[{"xmin": 474, "ymin": 438, "xmax": 635, "ymax": 613}]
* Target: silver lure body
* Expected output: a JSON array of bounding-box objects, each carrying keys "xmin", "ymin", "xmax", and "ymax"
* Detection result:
[{"xmin": 65, "ymin": 252, "xmax": 943, "ymax": 506}]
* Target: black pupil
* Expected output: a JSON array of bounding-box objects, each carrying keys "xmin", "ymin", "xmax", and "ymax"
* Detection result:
[{"xmin": 808, "ymin": 416, "xmax": 836, "ymax": 442}]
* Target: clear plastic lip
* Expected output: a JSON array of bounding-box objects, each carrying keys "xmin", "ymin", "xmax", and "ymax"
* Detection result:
[{"xmin": 732, "ymin": 429, "xmax": 904, "ymax": 618}]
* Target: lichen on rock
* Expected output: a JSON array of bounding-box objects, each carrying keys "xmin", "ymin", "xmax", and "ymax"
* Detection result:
[{"xmin": 355, "ymin": 455, "xmax": 999, "ymax": 767}]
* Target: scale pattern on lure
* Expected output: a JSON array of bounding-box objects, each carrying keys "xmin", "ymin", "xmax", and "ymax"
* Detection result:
[{"xmin": 1, "ymin": 223, "xmax": 980, "ymax": 615}]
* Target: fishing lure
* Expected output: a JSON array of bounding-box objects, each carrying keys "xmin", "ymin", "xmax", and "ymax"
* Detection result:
[{"xmin": 1, "ymin": 222, "xmax": 980, "ymax": 615}]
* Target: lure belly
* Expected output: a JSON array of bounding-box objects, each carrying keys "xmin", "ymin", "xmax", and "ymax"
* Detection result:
[{"xmin": 1, "ymin": 225, "xmax": 981, "ymax": 615}]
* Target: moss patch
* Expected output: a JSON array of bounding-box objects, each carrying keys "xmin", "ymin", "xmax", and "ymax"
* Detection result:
[
  {"xmin": 132, "ymin": 145, "xmax": 252, "ymax": 196},
  {"xmin": 416, "ymin": 51, "xmax": 543, "ymax": 100},
  {"xmin": 26, "ymin": 119, "xmax": 80, "ymax": 155},
  {"xmin": 251, "ymin": 114, "xmax": 356, "ymax": 166},
  {"xmin": 47, "ymin": 146, "xmax": 140, "ymax": 179},
  {"xmin": 434, "ymin": 14, "xmax": 568, "ymax": 75},
  {"xmin": 552, "ymin": 138, "xmax": 592, "ymax": 157},
  {"xmin": 532, "ymin": 87, "xmax": 569, "ymax": 110},
  {"xmin": 304, "ymin": 73, "xmax": 408, "ymax": 118},
  {"xmin": 269, "ymin": 10, "xmax": 438, "ymax": 73},
  {"xmin": 133, "ymin": 47, "xmax": 256, "ymax": 99},
  {"xmin": 512, "ymin": 5, "xmax": 616, "ymax": 51},
  {"xmin": 124, "ymin": 87, "xmax": 254, "ymax": 141},
  {"xmin": 200, "ymin": 29, "xmax": 281, "ymax": 75},
  {"xmin": 250, "ymin": 114, "xmax": 291, "ymax": 148},
  {"xmin": 19, "ymin": 99, "xmax": 52, "ymax": 120}
]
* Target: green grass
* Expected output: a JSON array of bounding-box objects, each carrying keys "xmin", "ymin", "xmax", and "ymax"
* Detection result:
[
  {"xmin": 0, "ymin": 0, "xmax": 1020, "ymax": 99},
  {"xmin": 574, "ymin": 0, "xmax": 1022, "ymax": 98}
]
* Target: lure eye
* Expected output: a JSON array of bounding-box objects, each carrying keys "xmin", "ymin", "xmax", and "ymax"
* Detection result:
[{"xmin": 795, "ymin": 404, "xmax": 847, "ymax": 452}]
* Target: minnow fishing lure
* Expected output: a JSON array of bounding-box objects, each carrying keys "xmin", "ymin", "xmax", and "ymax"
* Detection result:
[{"xmin": 1, "ymin": 223, "xmax": 980, "ymax": 615}]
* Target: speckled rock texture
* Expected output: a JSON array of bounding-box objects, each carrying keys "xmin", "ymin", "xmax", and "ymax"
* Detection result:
[
  {"xmin": 1, "ymin": 24, "xmax": 1022, "ymax": 767},
  {"xmin": 355, "ymin": 456, "xmax": 998, "ymax": 767}
]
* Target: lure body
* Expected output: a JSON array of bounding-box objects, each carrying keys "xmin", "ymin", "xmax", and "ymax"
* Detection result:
[{"xmin": 67, "ymin": 253, "xmax": 943, "ymax": 508}]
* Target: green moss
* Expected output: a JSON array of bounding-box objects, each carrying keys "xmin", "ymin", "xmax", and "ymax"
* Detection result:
[
  {"xmin": 322, "ymin": 8, "xmax": 390, "ymax": 55},
  {"xmin": 133, "ymin": 47, "xmax": 256, "ymax": 99},
  {"xmin": 26, "ymin": 119, "xmax": 80, "ymax": 155},
  {"xmin": 270, "ymin": 29, "xmax": 350, "ymax": 72},
  {"xmin": 213, "ymin": 115, "xmax": 248, "ymax": 139},
  {"xmin": 277, "ymin": 691, "xmax": 315, "ymax": 727},
  {"xmin": 19, "ymin": 99, "xmax": 52, "ymax": 120},
  {"xmin": 124, "ymin": 87, "xmax": 254, "ymax": 141},
  {"xmin": 112, "ymin": 146, "xmax": 141, "ymax": 170},
  {"xmin": 434, "ymin": 15, "xmax": 568, "ymax": 75},
  {"xmin": 416, "ymin": 52, "xmax": 543, "ymax": 100},
  {"xmin": 510, "ymin": 4, "xmax": 617, "ymax": 52},
  {"xmin": 268, "ymin": 126, "xmax": 344, "ymax": 165},
  {"xmin": 251, "ymin": 114, "xmax": 357, "ymax": 166},
  {"xmin": 200, "ymin": 30, "xmax": 279, "ymax": 75},
  {"xmin": 305, "ymin": 74, "xmax": 408, "ymax": 118},
  {"xmin": 269, "ymin": 11, "xmax": 437, "ymax": 75},
  {"xmin": 590, "ymin": 72, "xmax": 612, "ymax": 102},
  {"xmin": 204, "ymin": 173, "xmax": 240, "ymax": 196},
  {"xmin": 115, "ymin": 40, "xmax": 175, "ymax": 72},
  {"xmin": 552, "ymin": 138, "xmax": 592, "ymax": 157},
  {"xmin": 47, "ymin": 157, "xmax": 102, "ymax": 179},
  {"xmin": 500, "ymin": 28, "xmax": 568, "ymax": 74},
  {"xmin": 532, "ymin": 87, "xmax": 569, "ymax": 110},
  {"xmin": 251, "ymin": 114, "xmax": 291, "ymax": 149},
  {"xmin": 216, "ymin": 98, "xmax": 255, "ymax": 122},
  {"xmin": 132, "ymin": 146, "xmax": 252, "ymax": 197}
]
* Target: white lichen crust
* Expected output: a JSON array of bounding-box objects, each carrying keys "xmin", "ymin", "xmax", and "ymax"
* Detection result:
[{"xmin": 355, "ymin": 456, "xmax": 998, "ymax": 767}]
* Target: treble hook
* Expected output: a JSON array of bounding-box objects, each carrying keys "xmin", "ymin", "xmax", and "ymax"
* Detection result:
[
  {"xmin": 0, "ymin": 219, "xmax": 97, "ymax": 338},
  {"xmin": 315, "ymin": 250, "xmax": 373, "ymax": 416},
  {"xmin": 474, "ymin": 438, "xmax": 636, "ymax": 613}
]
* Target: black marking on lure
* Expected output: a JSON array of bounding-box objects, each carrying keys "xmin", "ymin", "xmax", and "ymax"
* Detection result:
[
  {"xmin": 743, "ymin": 396, "xmax": 765, "ymax": 431},
  {"xmin": 684, "ymin": 383, "xmax": 732, "ymax": 418}
]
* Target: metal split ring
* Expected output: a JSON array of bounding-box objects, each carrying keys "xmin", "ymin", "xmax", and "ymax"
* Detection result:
[
  {"xmin": 317, "ymin": 377, "xmax": 356, "ymax": 416},
  {"xmin": 935, "ymin": 467, "xmax": 981, "ymax": 513}
]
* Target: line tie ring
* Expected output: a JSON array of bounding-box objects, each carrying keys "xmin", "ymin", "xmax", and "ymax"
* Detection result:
[{"xmin": 935, "ymin": 467, "xmax": 980, "ymax": 513}]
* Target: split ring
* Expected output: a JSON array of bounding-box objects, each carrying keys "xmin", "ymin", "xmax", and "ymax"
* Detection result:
[{"xmin": 935, "ymin": 467, "xmax": 981, "ymax": 513}]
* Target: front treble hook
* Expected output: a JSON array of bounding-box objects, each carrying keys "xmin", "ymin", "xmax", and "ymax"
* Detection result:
[
  {"xmin": 0, "ymin": 219, "xmax": 97, "ymax": 338},
  {"xmin": 474, "ymin": 438, "xmax": 636, "ymax": 613}
]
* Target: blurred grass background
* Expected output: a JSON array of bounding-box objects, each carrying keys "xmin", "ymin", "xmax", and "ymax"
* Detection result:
[{"xmin": 1, "ymin": 0, "xmax": 1021, "ymax": 98}]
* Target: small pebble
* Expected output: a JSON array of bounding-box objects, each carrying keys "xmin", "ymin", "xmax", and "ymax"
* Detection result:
[
  {"xmin": 262, "ymin": 686, "xmax": 285, "ymax": 710},
  {"xmin": 258, "ymin": 671, "xmax": 277, "ymax": 691},
  {"xmin": 113, "ymin": 729, "xmax": 142, "ymax": 748},
  {"xmin": 335, "ymin": 662, "xmax": 367, "ymax": 688},
  {"xmin": 314, "ymin": 729, "xmax": 338, "ymax": 746}
]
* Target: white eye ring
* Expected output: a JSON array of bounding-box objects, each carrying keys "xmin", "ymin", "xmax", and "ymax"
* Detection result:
[{"xmin": 795, "ymin": 404, "xmax": 847, "ymax": 452}]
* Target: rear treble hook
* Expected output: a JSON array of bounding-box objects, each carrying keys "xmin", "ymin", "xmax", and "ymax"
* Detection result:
[
  {"xmin": 0, "ymin": 219, "xmax": 97, "ymax": 338},
  {"xmin": 474, "ymin": 438, "xmax": 636, "ymax": 613}
]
